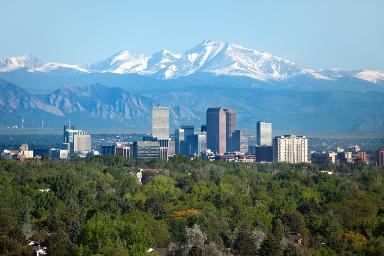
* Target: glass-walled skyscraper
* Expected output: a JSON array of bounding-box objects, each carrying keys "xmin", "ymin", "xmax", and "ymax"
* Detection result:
[{"xmin": 256, "ymin": 121, "xmax": 272, "ymax": 146}]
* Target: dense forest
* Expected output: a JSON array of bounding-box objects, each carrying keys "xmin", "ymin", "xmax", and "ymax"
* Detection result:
[{"xmin": 1, "ymin": 156, "xmax": 384, "ymax": 256}]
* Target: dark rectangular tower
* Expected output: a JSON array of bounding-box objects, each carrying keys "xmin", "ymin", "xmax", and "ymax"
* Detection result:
[
  {"xmin": 224, "ymin": 108, "xmax": 236, "ymax": 152},
  {"xmin": 206, "ymin": 108, "xmax": 227, "ymax": 155}
]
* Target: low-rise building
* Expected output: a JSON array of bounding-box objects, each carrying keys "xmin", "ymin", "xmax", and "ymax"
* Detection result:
[
  {"xmin": 49, "ymin": 148, "xmax": 69, "ymax": 159},
  {"xmin": 352, "ymin": 151, "xmax": 369, "ymax": 163},
  {"xmin": 216, "ymin": 153, "xmax": 256, "ymax": 163},
  {"xmin": 337, "ymin": 151, "xmax": 353, "ymax": 164},
  {"xmin": 101, "ymin": 145, "xmax": 116, "ymax": 156},
  {"xmin": 116, "ymin": 145, "xmax": 131, "ymax": 158},
  {"xmin": 249, "ymin": 145, "xmax": 273, "ymax": 163},
  {"xmin": 132, "ymin": 141, "xmax": 160, "ymax": 160},
  {"xmin": 311, "ymin": 152, "xmax": 337, "ymax": 164}
]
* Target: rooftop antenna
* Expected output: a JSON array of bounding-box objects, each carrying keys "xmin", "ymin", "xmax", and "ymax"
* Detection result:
[
  {"xmin": 41, "ymin": 120, "xmax": 44, "ymax": 129},
  {"xmin": 21, "ymin": 116, "xmax": 25, "ymax": 129}
]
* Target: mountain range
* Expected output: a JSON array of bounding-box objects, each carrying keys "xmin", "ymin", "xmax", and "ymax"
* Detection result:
[
  {"xmin": 0, "ymin": 39, "xmax": 383, "ymax": 86},
  {"xmin": 0, "ymin": 40, "xmax": 383, "ymax": 136}
]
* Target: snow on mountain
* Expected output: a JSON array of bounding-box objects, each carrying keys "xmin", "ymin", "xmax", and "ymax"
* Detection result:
[
  {"xmin": 0, "ymin": 54, "xmax": 88, "ymax": 73},
  {"xmin": 87, "ymin": 39, "xmax": 330, "ymax": 81},
  {"xmin": 87, "ymin": 50, "xmax": 148, "ymax": 74},
  {"xmin": 190, "ymin": 41, "xmax": 303, "ymax": 80},
  {"xmin": 354, "ymin": 70, "xmax": 384, "ymax": 83},
  {"xmin": 319, "ymin": 69, "xmax": 384, "ymax": 83},
  {"xmin": 145, "ymin": 49, "xmax": 181, "ymax": 78},
  {"xmin": 1, "ymin": 40, "xmax": 383, "ymax": 84},
  {"xmin": 0, "ymin": 54, "xmax": 43, "ymax": 71},
  {"xmin": 30, "ymin": 62, "xmax": 89, "ymax": 73}
]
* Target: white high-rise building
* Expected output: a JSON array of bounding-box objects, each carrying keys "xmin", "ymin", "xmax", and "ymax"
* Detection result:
[
  {"xmin": 73, "ymin": 134, "xmax": 91, "ymax": 153},
  {"xmin": 273, "ymin": 135, "xmax": 308, "ymax": 163},
  {"xmin": 257, "ymin": 121, "xmax": 272, "ymax": 146},
  {"xmin": 152, "ymin": 107, "xmax": 169, "ymax": 140}
]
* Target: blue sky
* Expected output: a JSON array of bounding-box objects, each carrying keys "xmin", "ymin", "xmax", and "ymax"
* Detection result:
[{"xmin": 1, "ymin": 0, "xmax": 383, "ymax": 69}]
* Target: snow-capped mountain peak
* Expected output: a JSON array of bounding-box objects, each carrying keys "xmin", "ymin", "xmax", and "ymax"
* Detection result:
[
  {"xmin": 354, "ymin": 70, "xmax": 384, "ymax": 84},
  {"xmin": 0, "ymin": 54, "xmax": 44, "ymax": 71},
  {"xmin": 30, "ymin": 62, "xmax": 89, "ymax": 73},
  {"xmin": 1, "ymin": 40, "xmax": 383, "ymax": 85},
  {"xmin": 88, "ymin": 50, "xmax": 149, "ymax": 74}
]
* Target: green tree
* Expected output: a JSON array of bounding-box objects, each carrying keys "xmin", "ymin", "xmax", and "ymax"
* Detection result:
[{"xmin": 232, "ymin": 228, "xmax": 259, "ymax": 256}]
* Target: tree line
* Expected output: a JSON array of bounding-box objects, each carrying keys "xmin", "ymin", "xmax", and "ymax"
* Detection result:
[{"xmin": 0, "ymin": 156, "xmax": 384, "ymax": 255}]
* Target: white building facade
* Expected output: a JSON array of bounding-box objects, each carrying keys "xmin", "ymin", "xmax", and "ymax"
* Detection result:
[
  {"xmin": 273, "ymin": 135, "xmax": 308, "ymax": 163},
  {"xmin": 152, "ymin": 107, "xmax": 169, "ymax": 140}
]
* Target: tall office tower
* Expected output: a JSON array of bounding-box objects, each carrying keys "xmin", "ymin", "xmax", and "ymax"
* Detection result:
[
  {"xmin": 257, "ymin": 121, "xmax": 272, "ymax": 146},
  {"xmin": 240, "ymin": 130, "xmax": 249, "ymax": 154},
  {"xmin": 232, "ymin": 130, "xmax": 241, "ymax": 152},
  {"xmin": 206, "ymin": 108, "xmax": 227, "ymax": 155},
  {"xmin": 273, "ymin": 135, "xmax": 308, "ymax": 163},
  {"xmin": 63, "ymin": 120, "xmax": 88, "ymax": 154},
  {"xmin": 64, "ymin": 127, "xmax": 86, "ymax": 144},
  {"xmin": 232, "ymin": 130, "xmax": 249, "ymax": 154},
  {"xmin": 192, "ymin": 132, "xmax": 207, "ymax": 156},
  {"xmin": 175, "ymin": 128, "xmax": 185, "ymax": 154},
  {"xmin": 73, "ymin": 134, "xmax": 91, "ymax": 153},
  {"xmin": 378, "ymin": 149, "xmax": 384, "ymax": 166},
  {"xmin": 224, "ymin": 108, "xmax": 236, "ymax": 152},
  {"xmin": 180, "ymin": 125, "xmax": 194, "ymax": 156},
  {"xmin": 63, "ymin": 120, "xmax": 74, "ymax": 143},
  {"xmin": 152, "ymin": 107, "xmax": 169, "ymax": 140}
]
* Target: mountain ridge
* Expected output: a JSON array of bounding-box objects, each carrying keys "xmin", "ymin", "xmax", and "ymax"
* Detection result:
[
  {"xmin": 1, "ymin": 40, "xmax": 383, "ymax": 84},
  {"xmin": 0, "ymin": 78, "xmax": 383, "ymax": 136}
]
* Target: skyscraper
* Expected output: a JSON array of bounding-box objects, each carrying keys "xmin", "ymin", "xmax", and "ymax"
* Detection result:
[
  {"xmin": 180, "ymin": 125, "xmax": 194, "ymax": 156},
  {"xmin": 206, "ymin": 108, "xmax": 227, "ymax": 155},
  {"xmin": 232, "ymin": 130, "xmax": 241, "ymax": 152},
  {"xmin": 174, "ymin": 128, "xmax": 185, "ymax": 155},
  {"xmin": 273, "ymin": 135, "xmax": 308, "ymax": 163},
  {"xmin": 232, "ymin": 129, "xmax": 249, "ymax": 154},
  {"xmin": 152, "ymin": 107, "xmax": 169, "ymax": 140},
  {"xmin": 224, "ymin": 108, "xmax": 236, "ymax": 152},
  {"xmin": 63, "ymin": 120, "xmax": 89, "ymax": 154},
  {"xmin": 257, "ymin": 121, "xmax": 272, "ymax": 146},
  {"xmin": 73, "ymin": 134, "xmax": 91, "ymax": 153},
  {"xmin": 192, "ymin": 132, "xmax": 207, "ymax": 157}
]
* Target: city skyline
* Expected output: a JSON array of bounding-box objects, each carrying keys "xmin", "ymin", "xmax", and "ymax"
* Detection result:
[{"xmin": 1, "ymin": 1, "xmax": 383, "ymax": 255}]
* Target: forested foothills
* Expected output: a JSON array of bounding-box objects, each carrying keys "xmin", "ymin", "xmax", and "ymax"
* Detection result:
[{"xmin": 1, "ymin": 157, "xmax": 384, "ymax": 256}]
